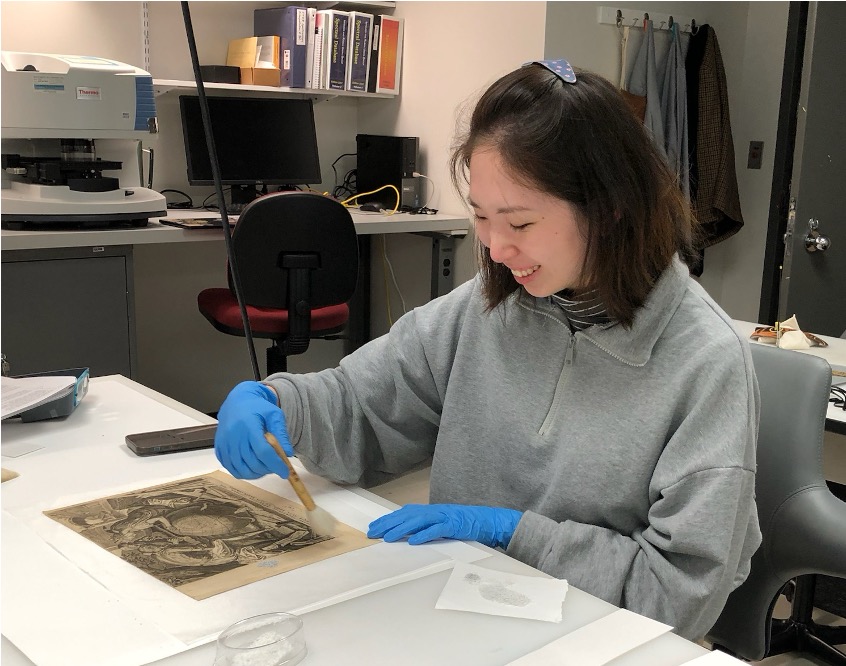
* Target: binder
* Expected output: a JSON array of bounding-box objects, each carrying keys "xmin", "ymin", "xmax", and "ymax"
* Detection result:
[{"xmin": 254, "ymin": 5, "xmax": 309, "ymax": 88}]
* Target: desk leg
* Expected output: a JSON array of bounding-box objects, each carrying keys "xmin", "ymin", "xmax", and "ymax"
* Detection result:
[
  {"xmin": 346, "ymin": 236, "xmax": 371, "ymax": 355},
  {"xmin": 430, "ymin": 235, "xmax": 456, "ymax": 299},
  {"xmin": 346, "ymin": 234, "xmax": 453, "ymax": 355}
]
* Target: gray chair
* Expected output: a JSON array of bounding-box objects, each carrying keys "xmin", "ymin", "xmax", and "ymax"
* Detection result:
[{"xmin": 707, "ymin": 343, "xmax": 846, "ymax": 663}]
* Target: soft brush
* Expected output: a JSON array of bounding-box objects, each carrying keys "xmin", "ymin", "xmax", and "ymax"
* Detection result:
[{"xmin": 263, "ymin": 432, "xmax": 337, "ymax": 536}]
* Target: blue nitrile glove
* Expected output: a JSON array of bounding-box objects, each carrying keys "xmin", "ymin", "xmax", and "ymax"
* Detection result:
[
  {"xmin": 367, "ymin": 504, "xmax": 523, "ymax": 549},
  {"xmin": 214, "ymin": 381, "xmax": 293, "ymax": 480}
]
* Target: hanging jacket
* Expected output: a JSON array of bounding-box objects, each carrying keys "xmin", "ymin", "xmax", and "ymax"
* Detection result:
[
  {"xmin": 660, "ymin": 23, "xmax": 691, "ymax": 200},
  {"xmin": 687, "ymin": 25, "xmax": 744, "ymax": 250},
  {"xmin": 620, "ymin": 25, "xmax": 647, "ymax": 121},
  {"xmin": 628, "ymin": 19, "xmax": 666, "ymax": 156}
]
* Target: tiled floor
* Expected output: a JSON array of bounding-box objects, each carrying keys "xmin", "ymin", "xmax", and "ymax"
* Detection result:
[{"xmin": 368, "ymin": 433, "xmax": 846, "ymax": 665}]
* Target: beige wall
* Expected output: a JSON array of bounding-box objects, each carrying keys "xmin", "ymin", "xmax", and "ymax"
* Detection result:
[
  {"xmin": 698, "ymin": 2, "xmax": 789, "ymax": 321},
  {"xmin": 1, "ymin": 1, "xmax": 145, "ymax": 64}
]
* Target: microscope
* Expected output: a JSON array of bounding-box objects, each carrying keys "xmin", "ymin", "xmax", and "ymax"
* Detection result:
[{"xmin": 1, "ymin": 51, "xmax": 167, "ymax": 229}]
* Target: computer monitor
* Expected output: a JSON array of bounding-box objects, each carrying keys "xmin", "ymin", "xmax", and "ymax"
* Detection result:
[{"xmin": 179, "ymin": 95, "xmax": 321, "ymax": 206}]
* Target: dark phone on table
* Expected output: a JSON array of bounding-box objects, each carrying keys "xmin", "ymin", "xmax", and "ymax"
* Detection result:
[{"xmin": 126, "ymin": 424, "xmax": 217, "ymax": 456}]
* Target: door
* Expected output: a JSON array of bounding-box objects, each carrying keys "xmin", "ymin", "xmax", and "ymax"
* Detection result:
[{"xmin": 779, "ymin": 1, "xmax": 846, "ymax": 337}]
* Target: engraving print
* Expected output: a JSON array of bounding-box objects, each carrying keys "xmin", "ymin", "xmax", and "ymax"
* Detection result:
[{"xmin": 45, "ymin": 471, "xmax": 373, "ymax": 599}]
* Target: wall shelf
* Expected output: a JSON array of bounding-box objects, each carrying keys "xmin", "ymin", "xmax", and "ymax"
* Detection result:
[
  {"xmin": 312, "ymin": 0, "xmax": 395, "ymax": 8},
  {"xmin": 152, "ymin": 79, "xmax": 396, "ymax": 102}
]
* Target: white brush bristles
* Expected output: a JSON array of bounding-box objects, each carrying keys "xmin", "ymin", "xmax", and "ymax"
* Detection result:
[{"xmin": 307, "ymin": 505, "xmax": 338, "ymax": 537}]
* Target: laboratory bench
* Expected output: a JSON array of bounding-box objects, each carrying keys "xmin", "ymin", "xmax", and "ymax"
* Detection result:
[{"xmin": 0, "ymin": 208, "xmax": 471, "ymax": 251}]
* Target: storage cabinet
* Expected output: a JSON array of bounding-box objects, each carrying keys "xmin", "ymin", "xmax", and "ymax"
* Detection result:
[{"xmin": 1, "ymin": 246, "xmax": 137, "ymax": 378}]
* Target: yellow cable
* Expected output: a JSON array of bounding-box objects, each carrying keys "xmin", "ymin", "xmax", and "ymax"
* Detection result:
[{"xmin": 341, "ymin": 184, "xmax": 401, "ymax": 214}]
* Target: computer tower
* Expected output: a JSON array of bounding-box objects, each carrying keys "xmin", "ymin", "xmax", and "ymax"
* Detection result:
[{"xmin": 356, "ymin": 134, "xmax": 420, "ymax": 209}]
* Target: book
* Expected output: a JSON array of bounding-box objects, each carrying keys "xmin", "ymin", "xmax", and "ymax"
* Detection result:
[
  {"xmin": 366, "ymin": 15, "xmax": 382, "ymax": 93},
  {"xmin": 345, "ymin": 11, "xmax": 373, "ymax": 92},
  {"xmin": 304, "ymin": 7, "xmax": 317, "ymax": 89},
  {"xmin": 254, "ymin": 5, "xmax": 309, "ymax": 88},
  {"xmin": 320, "ymin": 9, "xmax": 350, "ymax": 91},
  {"xmin": 312, "ymin": 10, "xmax": 329, "ymax": 89},
  {"xmin": 374, "ymin": 15, "xmax": 403, "ymax": 95}
]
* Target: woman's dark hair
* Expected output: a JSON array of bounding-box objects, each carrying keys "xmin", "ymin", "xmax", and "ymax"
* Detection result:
[{"xmin": 450, "ymin": 65, "xmax": 698, "ymax": 327}]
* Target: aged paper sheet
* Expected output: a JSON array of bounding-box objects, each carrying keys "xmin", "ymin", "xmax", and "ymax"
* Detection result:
[
  {"xmin": 45, "ymin": 470, "xmax": 373, "ymax": 600},
  {"xmin": 2, "ymin": 467, "xmax": 20, "ymax": 482}
]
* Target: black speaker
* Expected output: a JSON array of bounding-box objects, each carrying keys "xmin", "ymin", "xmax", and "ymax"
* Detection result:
[{"xmin": 356, "ymin": 134, "xmax": 419, "ymax": 209}]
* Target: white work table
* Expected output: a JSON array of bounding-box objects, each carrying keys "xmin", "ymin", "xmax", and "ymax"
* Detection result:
[{"xmin": 1, "ymin": 376, "xmax": 711, "ymax": 666}]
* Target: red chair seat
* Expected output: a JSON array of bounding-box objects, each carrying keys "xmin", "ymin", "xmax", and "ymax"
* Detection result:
[
  {"xmin": 198, "ymin": 287, "xmax": 349, "ymax": 338},
  {"xmin": 195, "ymin": 192, "xmax": 359, "ymax": 375}
]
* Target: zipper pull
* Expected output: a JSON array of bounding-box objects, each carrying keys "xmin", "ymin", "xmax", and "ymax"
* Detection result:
[{"xmin": 564, "ymin": 335, "xmax": 576, "ymax": 366}]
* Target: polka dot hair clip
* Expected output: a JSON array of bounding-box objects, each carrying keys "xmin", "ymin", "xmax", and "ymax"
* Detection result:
[{"xmin": 524, "ymin": 58, "xmax": 577, "ymax": 84}]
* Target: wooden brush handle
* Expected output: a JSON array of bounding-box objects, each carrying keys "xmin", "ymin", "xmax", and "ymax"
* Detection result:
[{"xmin": 264, "ymin": 432, "xmax": 316, "ymax": 512}]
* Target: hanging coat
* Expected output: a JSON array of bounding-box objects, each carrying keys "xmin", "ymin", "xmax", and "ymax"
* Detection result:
[
  {"xmin": 620, "ymin": 26, "xmax": 646, "ymax": 121},
  {"xmin": 628, "ymin": 19, "xmax": 666, "ymax": 156},
  {"xmin": 660, "ymin": 23, "xmax": 690, "ymax": 201},
  {"xmin": 686, "ymin": 25, "xmax": 744, "ymax": 249},
  {"xmin": 620, "ymin": 24, "xmax": 644, "ymax": 88}
]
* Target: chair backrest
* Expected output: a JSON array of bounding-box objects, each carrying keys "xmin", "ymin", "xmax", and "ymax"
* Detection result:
[
  {"xmin": 227, "ymin": 191, "xmax": 358, "ymax": 309},
  {"xmin": 752, "ymin": 344, "xmax": 831, "ymax": 519},
  {"xmin": 707, "ymin": 343, "xmax": 836, "ymax": 659}
]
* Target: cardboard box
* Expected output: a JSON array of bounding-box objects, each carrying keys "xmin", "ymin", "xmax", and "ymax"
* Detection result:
[
  {"xmin": 226, "ymin": 36, "xmax": 281, "ymax": 87},
  {"xmin": 239, "ymin": 67, "xmax": 281, "ymax": 87}
]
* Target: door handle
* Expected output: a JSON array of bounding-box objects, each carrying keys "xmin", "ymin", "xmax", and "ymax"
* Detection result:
[{"xmin": 804, "ymin": 218, "xmax": 831, "ymax": 253}]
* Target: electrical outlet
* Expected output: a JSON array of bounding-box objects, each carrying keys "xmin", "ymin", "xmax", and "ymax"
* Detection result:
[{"xmin": 747, "ymin": 141, "xmax": 764, "ymax": 169}]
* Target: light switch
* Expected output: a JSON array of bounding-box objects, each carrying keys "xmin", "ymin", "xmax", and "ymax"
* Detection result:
[{"xmin": 747, "ymin": 141, "xmax": 764, "ymax": 169}]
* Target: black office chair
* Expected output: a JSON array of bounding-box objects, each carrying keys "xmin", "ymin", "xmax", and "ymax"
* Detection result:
[
  {"xmin": 707, "ymin": 344, "xmax": 846, "ymax": 664},
  {"xmin": 197, "ymin": 191, "xmax": 359, "ymax": 376}
]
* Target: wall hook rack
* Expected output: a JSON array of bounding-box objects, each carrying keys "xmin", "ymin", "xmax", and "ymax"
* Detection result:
[{"xmin": 598, "ymin": 6, "xmax": 696, "ymax": 33}]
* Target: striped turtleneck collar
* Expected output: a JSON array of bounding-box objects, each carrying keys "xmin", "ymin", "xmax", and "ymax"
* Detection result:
[{"xmin": 550, "ymin": 288, "xmax": 613, "ymax": 332}]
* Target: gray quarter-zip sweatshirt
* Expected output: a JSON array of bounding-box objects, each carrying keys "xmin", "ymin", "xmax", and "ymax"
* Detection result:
[{"xmin": 265, "ymin": 256, "xmax": 761, "ymax": 640}]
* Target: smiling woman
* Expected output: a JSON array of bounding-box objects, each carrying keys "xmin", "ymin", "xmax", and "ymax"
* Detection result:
[
  {"xmin": 467, "ymin": 147, "xmax": 588, "ymax": 299},
  {"xmin": 451, "ymin": 63, "xmax": 696, "ymax": 328},
  {"xmin": 214, "ymin": 59, "xmax": 761, "ymax": 642}
]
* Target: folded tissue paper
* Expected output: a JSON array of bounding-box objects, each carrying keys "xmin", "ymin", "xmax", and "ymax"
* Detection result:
[
  {"xmin": 750, "ymin": 315, "xmax": 828, "ymax": 350},
  {"xmin": 435, "ymin": 562, "xmax": 568, "ymax": 623}
]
